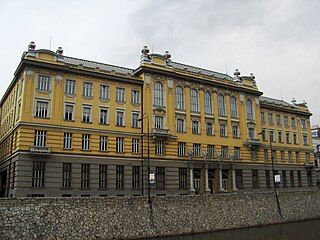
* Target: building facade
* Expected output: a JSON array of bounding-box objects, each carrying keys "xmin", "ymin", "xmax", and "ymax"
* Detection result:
[{"xmin": 0, "ymin": 42, "xmax": 316, "ymax": 197}]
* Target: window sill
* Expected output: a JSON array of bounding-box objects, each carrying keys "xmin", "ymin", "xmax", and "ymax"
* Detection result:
[
  {"xmin": 82, "ymin": 96, "xmax": 93, "ymax": 99},
  {"xmin": 99, "ymin": 98, "xmax": 110, "ymax": 102},
  {"xmin": 81, "ymin": 149, "xmax": 91, "ymax": 152},
  {"xmin": 34, "ymin": 116, "xmax": 50, "ymax": 119},
  {"xmin": 65, "ymin": 93, "xmax": 76, "ymax": 98},
  {"xmin": 116, "ymin": 101, "xmax": 126, "ymax": 104},
  {"xmin": 131, "ymin": 103, "xmax": 141, "ymax": 106},
  {"xmin": 64, "ymin": 119, "xmax": 75, "ymax": 122},
  {"xmin": 36, "ymin": 89, "xmax": 51, "ymax": 94},
  {"xmin": 63, "ymin": 148, "xmax": 73, "ymax": 150},
  {"xmin": 81, "ymin": 122, "xmax": 92, "ymax": 124},
  {"xmin": 99, "ymin": 123, "xmax": 110, "ymax": 126},
  {"xmin": 116, "ymin": 125, "xmax": 126, "ymax": 127}
]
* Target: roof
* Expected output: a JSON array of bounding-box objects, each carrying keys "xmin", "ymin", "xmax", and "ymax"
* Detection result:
[{"xmin": 260, "ymin": 96, "xmax": 294, "ymax": 108}]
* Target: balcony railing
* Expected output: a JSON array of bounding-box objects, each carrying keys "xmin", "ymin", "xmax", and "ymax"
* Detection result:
[
  {"xmin": 30, "ymin": 146, "xmax": 51, "ymax": 155},
  {"xmin": 247, "ymin": 138, "xmax": 261, "ymax": 148},
  {"xmin": 305, "ymin": 162, "xmax": 315, "ymax": 168}
]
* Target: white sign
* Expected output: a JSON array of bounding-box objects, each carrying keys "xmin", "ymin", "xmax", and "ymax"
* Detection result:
[
  {"xmin": 274, "ymin": 174, "xmax": 281, "ymax": 183},
  {"xmin": 149, "ymin": 173, "xmax": 155, "ymax": 186}
]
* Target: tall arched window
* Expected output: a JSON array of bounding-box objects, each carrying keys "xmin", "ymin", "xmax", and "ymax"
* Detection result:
[
  {"xmin": 246, "ymin": 99, "xmax": 254, "ymax": 120},
  {"xmin": 218, "ymin": 94, "xmax": 226, "ymax": 116},
  {"xmin": 230, "ymin": 96, "xmax": 238, "ymax": 118},
  {"xmin": 204, "ymin": 91, "xmax": 213, "ymax": 114},
  {"xmin": 154, "ymin": 82, "xmax": 164, "ymax": 106},
  {"xmin": 175, "ymin": 86, "xmax": 185, "ymax": 110},
  {"xmin": 190, "ymin": 89, "xmax": 199, "ymax": 112}
]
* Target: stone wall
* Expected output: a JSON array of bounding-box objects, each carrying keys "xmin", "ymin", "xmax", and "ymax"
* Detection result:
[{"xmin": 0, "ymin": 190, "xmax": 319, "ymax": 239}]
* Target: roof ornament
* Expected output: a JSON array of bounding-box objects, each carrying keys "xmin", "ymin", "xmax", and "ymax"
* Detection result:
[
  {"xmin": 302, "ymin": 100, "xmax": 307, "ymax": 105},
  {"xmin": 56, "ymin": 47, "xmax": 63, "ymax": 55},
  {"xmin": 234, "ymin": 69, "xmax": 242, "ymax": 83},
  {"xmin": 250, "ymin": 72, "xmax": 255, "ymax": 80},
  {"xmin": 291, "ymin": 98, "xmax": 297, "ymax": 104},
  {"xmin": 141, "ymin": 46, "xmax": 150, "ymax": 55},
  {"xmin": 140, "ymin": 46, "xmax": 150, "ymax": 64},
  {"xmin": 250, "ymin": 72, "xmax": 257, "ymax": 87},
  {"xmin": 28, "ymin": 41, "xmax": 36, "ymax": 51},
  {"xmin": 164, "ymin": 50, "xmax": 171, "ymax": 60}
]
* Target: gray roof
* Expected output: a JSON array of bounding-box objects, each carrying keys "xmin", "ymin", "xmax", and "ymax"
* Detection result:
[{"xmin": 260, "ymin": 96, "xmax": 294, "ymax": 108}]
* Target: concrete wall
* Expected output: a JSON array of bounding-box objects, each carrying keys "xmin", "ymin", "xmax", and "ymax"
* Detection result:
[{"xmin": 1, "ymin": 190, "xmax": 319, "ymax": 239}]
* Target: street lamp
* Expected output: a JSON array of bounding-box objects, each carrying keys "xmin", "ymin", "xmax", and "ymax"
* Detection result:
[
  {"xmin": 259, "ymin": 130, "xmax": 282, "ymax": 217},
  {"xmin": 138, "ymin": 113, "xmax": 151, "ymax": 204}
]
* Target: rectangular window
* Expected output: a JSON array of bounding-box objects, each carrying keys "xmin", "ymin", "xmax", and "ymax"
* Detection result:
[
  {"xmin": 155, "ymin": 140, "xmax": 165, "ymax": 155},
  {"xmin": 288, "ymin": 151, "xmax": 292, "ymax": 162},
  {"xmin": 176, "ymin": 119, "xmax": 185, "ymax": 133},
  {"xmin": 192, "ymin": 120, "xmax": 200, "ymax": 134},
  {"xmin": 156, "ymin": 167, "xmax": 165, "ymax": 189},
  {"xmin": 154, "ymin": 116, "xmax": 164, "ymax": 129},
  {"xmin": 132, "ymin": 166, "xmax": 140, "ymax": 189},
  {"xmin": 305, "ymin": 152, "xmax": 310, "ymax": 163},
  {"xmin": 303, "ymin": 134, "xmax": 308, "ymax": 145},
  {"xmin": 179, "ymin": 168, "xmax": 188, "ymax": 189},
  {"xmin": 293, "ymin": 133, "xmax": 298, "ymax": 144},
  {"xmin": 278, "ymin": 131, "xmax": 283, "ymax": 143},
  {"xmin": 251, "ymin": 149, "xmax": 257, "ymax": 160},
  {"xmin": 221, "ymin": 146, "xmax": 228, "ymax": 159},
  {"xmin": 297, "ymin": 170, "xmax": 302, "ymax": 187},
  {"xmin": 131, "ymin": 112, "xmax": 139, "ymax": 128},
  {"xmin": 99, "ymin": 164, "xmax": 108, "ymax": 189},
  {"xmin": 301, "ymin": 119, "xmax": 307, "ymax": 129},
  {"xmin": 37, "ymin": 75, "xmax": 51, "ymax": 91},
  {"xmin": 64, "ymin": 103, "xmax": 74, "ymax": 121},
  {"xmin": 207, "ymin": 145, "xmax": 215, "ymax": 158},
  {"xmin": 35, "ymin": 100, "xmax": 49, "ymax": 118},
  {"xmin": 100, "ymin": 108, "xmax": 109, "ymax": 125},
  {"xmin": 232, "ymin": 125, "xmax": 239, "ymax": 138},
  {"xmin": 116, "ymin": 137, "xmax": 124, "ymax": 153},
  {"xmin": 193, "ymin": 143, "xmax": 201, "ymax": 157},
  {"xmin": 234, "ymin": 147, "xmax": 241, "ymax": 160},
  {"xmin": 280, "ymin": 151, "xmax": 285, "ymax": 162},
  {"xmin": 19, "ymin": 79, "xmax": 24, "ymax": 95},
  {"xmin": 100, "ymin": 85, "xmax": 109, "ymax": 100},
  {"xmin": 290, "ymin": 171, "xmax": 294, "ymax": 188},
  {"xmin": 116, "ymin": 87, "xmax": 126, "ymax": 102},
  {"xmin": 65, "ymin": 79, "xmax": 76, "ymax": 95},
  {"xmin": 282, "ymin": 171, "xmax": 287, "ymax": 188},
  {"xmin": 307, "ymin": 170, "xmax": 312, "ymax": 187},
  {"xmin": 270, "ymin": 130, "xmax": 275, "ymax": 142},
  {"xmin": 132, "ymin": 139, "xmax": 140, "ymax": 154},
  {"xmin": 62, "ymin": 163, "xmax": 72, "ymax": 188},
  {"xmin": 99, "ymin": 136, "xmax": 108, "ymax": 152},
  {"xmin": 248, "ymin": 128, "xmax": 255, "ymax": 139},
  {"xmin": 291, "ymin": 117, "xmax": 296, "ymax": 128},
  {"xmin": 261, "ymin": 129, "xmax": 267, "ymax": 141},
  {"xmin": 252, "ymin": 170, "xmax": 259, "ymax": 189},
  {"xmin": 265, "ymin": 170, "xmax": 271, "ymax": 189},
  {"xmin": 63, "ymin": 132, "xmax": 72, "ymax": 149},
  {"xmin": 295, "ymin": 152, "xmax": 300, "ymax": 162},
  {"xmin": 116, "ymin": 165, "xmax": 124, "ymax": 189},
  {"xmin": 276, "ymin": 114, "xmax": 281, "ymax": 126},
  {"xmin": 260, "ymin": 112, "xmax": 265, "ymax": 124},
  {"xmin": 177, "ymin": 142, "xmax": 186, "ymax": 156},
  {"xmin": 206, "ymin": 122, "xmax": 213, "ymax": 136},
  {"xmin": 34, "ymin": 130, "xmax": 47, "ymax": 147},
  {"xmin": 236, "ymin": 169, "xmax": 243, "ymax": 189},
  {"xmin": 131, "ymin": 90, "xmax": 140, "ymax": 104},
  {"xmin": 286, "ymin": 132, "xmax": 290, "ymax": 144},
  {"xmin": 83, "ymin": 82, "xmax": 93, "ymax": 97},
  {"xmin": 116, "ymin": 110, "xmax": 125, "ymax": 126},
  {"xmin": 17, "ymin": 102, "xmax": 21, "ymax": 120},
  {"xmin": 32, "ymin": 161, "xmax": 45, "ymax": 188},
  {"xmin": 82, "ymin": 106, "xmax": 92, "ymax": 123},
  {"xmin": 81, "ymin": 164, "xmax": 90, "ymax": 189},
  {"xmin": 272, "ymin": 150, "xmax": 277, "ymax": 161},
  {"xmin": 81, "ymin": 134, "xmax": 90, "ymax": 150},
  {"xmin": 220, "ymin": 123, "xmax": 227, "ymax": 137},
  {"xmin": 284, "ymin": 116, "xmax": 289, "ymax": 127},
  {"xmin": 268, "ymin": 113, "xmax": 274, "ymax": 125}
]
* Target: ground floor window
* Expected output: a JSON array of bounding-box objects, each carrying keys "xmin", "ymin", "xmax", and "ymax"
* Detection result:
[
  {"xmin": 252, "ymin": 170, "xmax": 258, "ymax": 189},
  {"xmin": 235, "ymin": 169, "xmax": 243, "ymax": 189},
  {"xmin": 179, "ymin": 168, "xmax": 187, "ymax": 189},
  {"xmin": 32, "ymin": 161, "xmax": 45, "ymax": 188},
  {"xmin": 81, "ymin": 164, "xmax": 90, "ymax": 189},
  {"xmin": 116, "ymin": 165, "xmax": 124, "ymax": 189},
  {"xmin": 156, "ymin": 167, "xmax": 165, "ymax": 189},
  {"xmin": 132, "ymin": 166, "xmax": 140, "ymax": 189},
  {"xmin": 265, "ymin": 170, "xmax": 271, "ymax": 189}
]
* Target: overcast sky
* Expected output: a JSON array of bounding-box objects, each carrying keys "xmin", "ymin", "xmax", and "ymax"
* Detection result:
[{"xmin": 1, "ymin": 0, "xmax": 319, "ymax": 125}]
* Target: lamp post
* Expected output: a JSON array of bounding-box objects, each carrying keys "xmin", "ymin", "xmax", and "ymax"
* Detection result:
[
  {"xmin": 138, "ymin": 113, "xmax": 151, "ymax": 204},
  {"xmin": 215, "ymin": 150, "xmax": 224, "ymax": 192},
  {"xmin": 202, "ymin": 149, "xmax": 211, "ymax": 194},
  {"xmin": 229, "ymin": 151, "xmax": 238, "ymax": 192},
  {"xmin": 188, "ymin": 149, "xmax": 196, "ymax": 194}
]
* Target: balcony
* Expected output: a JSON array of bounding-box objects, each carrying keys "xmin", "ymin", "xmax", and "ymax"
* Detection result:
[
  {"xmin": 246, "ymin": 138, "xmax": 261, "ymax": 148},
  {"xmin": 305, "ymin": 162, "xmax": 315, "ymax": 169},
  {"xmin": 152, "ymin": 128, "xmax": 176, "ymax": 140},
  {"xmin": 30, "ymin": 146, "xmax": 51, "ymax": 155}
]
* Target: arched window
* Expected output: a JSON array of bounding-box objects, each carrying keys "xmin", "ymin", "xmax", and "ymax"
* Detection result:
[
  {"xmin": 204, "ymin": 92, "xmax": 213, "ymax": 114},
  {"xmin": 230, "ymin": 96, "xmax": 238, "ymax": 118},
  {"xmin": 154, "ymin": 82, "xmax": 164, "ymax": 106},
  {"xmin": 175, "ymin": 86, "xmax": 185, "ymax": 110},
  {"xmin": 246, "ymin": 99, "xmax": 254, "ymax": 120},
  {"xmin": 218, "ymin": 94, "xmax": 226, "ymax": 116},
  {"xmin": 190, "ymin": 89, "xmax": 199, "ymax": 112}
]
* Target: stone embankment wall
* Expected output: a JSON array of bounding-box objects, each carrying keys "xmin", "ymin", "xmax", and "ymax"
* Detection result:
[{"xmin": 0, "ymin": 190, "xmax": 319, "ymax": 239}]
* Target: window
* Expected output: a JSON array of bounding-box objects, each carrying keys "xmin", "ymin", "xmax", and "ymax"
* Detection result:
[
  {"xmin": 307, "ymin": 170, "xmax": 312, "ymax": 187},
  {"xmin": 204, "ymin": 92, "xmax": 213, "ymax": 114},
  {"xmin": 305, "ymin": 152, "xmax": 310, "ymax": 163},
  {"xmin": 32, "ymin": 161, "xmax": 45, "ymax": 188},
  {"xmin": 178, "ymin": 142, "xmax": 186, "ymax": 156},
  {"xmin": 82, "ymin": 134, "xmax": 90, "ymax": 150},
  {"xmin": 303, "ymin": 134, "xmax": 308, "ymax": 145},
  {"xmin": 290, "ymin": 171, "xmax": 294, "ymax": 188},
  {"xmin": 116, "ymin": 165, "xmax": 124, "ymax": 189},
  {"xmin": 282, "ymin": 171, "xmax": 287, "ymax": 188},
  {"xmin": 288, "ymin": 151, "xmax": 292, "ymax": 162},
  {"xmin": 251, "ymin": 149, "xmax": 257, "ymax": 160},
  {"xmin": 17, "ymin": 102, "xmax": 21, "ymax": 120},
  {"xmin": 81, "ymin": 164, "xmax": 90, "ymax": 189},
  {"xmin": 260, "ymin": 112, "xmax": 266, "ymax": 124},
  {"xmin": 261, "ymin": 129, "xmax": 267, "ymax": 141},
  {"xmin": 63, "ymin": 133, "xmax": 72, "ymax": 149},
  {"xmin": 231, "ymin": 125, "xmax": 239, "ymax": 138},
  {"xmin": 291, "ymin": 117, "xmax": 296, "ymax": 128},
  {"xmin": 99, "ymin": 164, "xmax": 108, "ymax": 189},
  {"xmin": 218, "ymin": 94, "xmax": 226, "ymax": 116},
  {"xmin": 268, "ymin": 113, "xmax": 274, "ymax": 125},
  {"xmin": 116, "ymin": 137, "xmax": 124, "ymax": 153},
  {"xmin": 272, "ymin": 150, "xmax": 277, "ymax": 161},
  {"xmin": 192, "ymin": 120, "xmax": 200, "ymax": 134},
  {"xmin": 65, "ymin": 79, "xmax": 76, "ymax": 95},
  {"xmin": 297, "ymin": 170, "xmax": 302, "ymax": 187},
  {"xmin": 131, "ymin": 90, "xmax": 140, "ymax": 104},
  {"xmin": 207, "ymin": 145, "xmax": 215, "ymax": 158},
  {"xmin": 284, "ymin": 116, "xmax": 289, "ymax": 127},
  {"xmin": 286, "ymin": 132, "xmax": 290, "ymax": 144},
  {"xmin": 35, "ymin": 100, "xmax": 49, "ymax": 118},
  {"xmin": 221, "ymin": 146, "xmax": 228, "ymax": 158},
  {"xmin": 276, "ymin": 115, "xmax": 281, "ymax": 126},
  {"xmin": 220, "ymin": 123, "xmax": 227, "ymax": 137},
  {"xmin": 116, "ymin": 87, "xmax": 126, "ymax": 102},
  {"xmin": 82, "ymin": 106, "xmax": 92, "ymax": 123},
  {"xmin": 293, "ymin": 133, "xmax": 298, "ymax": 144},
  {"xmin": 190, "ymin": 89, "xmax": 199, "ymax": 112},
  {"xmin": 154, "ymin": 82, "xmax": 164, "ymax": 106},
  {"xmin": 278, "ymin": 131, "xmax": 283, "ymax": 143},
  {"xmin": 131, "ymin": 112, "xmax": 139, "ymax": 128},
  {"xmin": 153, "ymin": 116, "xmax": 163, "ymax": 129},
  {"xmin": 301, "ymin": 118, "xmax": 306, "ymax": 129},
  {"xmin": 206, "ymin": 122, "xmax": 213, "ymax": 135},
  {"xmin": 193, "ymin": 143, "xmax": 201, "ymax": 157},
  {"xmin": 132, "ymin": 166, "xmax": 140, "ymax": 189},
  {"xmin": 99, "ymin": 136, "xmax": 108, "ymax": 152},
  {"xmin": 62, "ymin": 163, "xmax": 72, "ymax": 188},
  {"xmin": 230, "ymin": 97, "xmax": 238, "ymax": 118},
  {"xmin": 100, "ymin": 108, "xmax": 109, "ymax": 125},
  {"xmin": 265, "ymin": 170, "xmax": 271, "ymax": 189},
  {"xmin": 236, "ymin": 170, "xmax": 243, "ymax": 189},
  {"xmin": 264, "ymin": 149, "xmax": 268, "ymax": 161},
  {"xmin": 270, "ymin": 130, "xmax": 274, "ymax": 142},
  {"xmin": 248, "ymin": 128, "xmax": 255, "ymax": 139},
  {"xmin": 116, "ymin": 110, "xmax": 125, "ymax": 126},
  {"xmin": 34, "ymin": 130, "xmax": 46, "ymax": 147},
  {"xmin": 132, "ymin": 139, "xmax": 140, "ymax": 154},
  {"xmin": 83, "ymin": 82, "xmax": 93, "ymax": 97},
  {"xmin": 252, "ymin": 170, "xmax": 259, "ymax": 189},
  {"xmin": 19, "ymin": 79, "xmax": 24, "ymax": 95},
  {"xmin": 246, "ymin": 100, "xmax": 254, "ymax": 120},
  {"xmin": 100, "ymin": 85, "xmax": 110, "ymax": 100},
  {"xmin": 179, "ymin": 168, "xmax": 187, "ymax": 189},
  {"xmin": 37, "ymin": 75, "xmax": 51, "ymax": 91},
  {"xmin": 280, "ymin": 151, "xmax": 285, "ymax": 161},
  {"xmin": 64, "ymin": 103, "xmax": 74, "ymax": 121},
  {"xmin": 155, "ymin": 140, "xmax": 165, "ymax": 155},
  {"xmin": 175, "ymin": 86, "xmax": 185, "ymax": 110},
  {"xmin": 176, "ymin": 118, "xmax": 185, "ymax": 133},
  {"xmin": 234, "ymin": 147, "xmax": 241, "ymax": 160},
  {"xmin": 295, "ymin": 152, "xmax": 300, "ymax": 162},
  {"xmin": 156, "ymin": 167, "xmax": 165, "ymax": 189}
]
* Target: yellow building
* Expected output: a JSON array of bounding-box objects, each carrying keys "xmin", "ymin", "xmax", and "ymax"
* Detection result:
[{"xmin": 0, "ymin": 42, "xmax": 316, "ymax": 197}]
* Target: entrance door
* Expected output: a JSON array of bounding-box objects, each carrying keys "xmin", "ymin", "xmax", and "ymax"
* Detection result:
[
  {"xmin": 208, "ymin": 169, "xmax": 215, "ymax": 194},
  {"xmin": 0, "ymin": 170, "xmax": 7, "ymax": 197},
  {"xmin": 193, "ymin": 169, "xmax": 201, "ymax": 194},
  {"xmin": 222, "ymin": 170, "xmax": 228, "ymax": 191}
]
